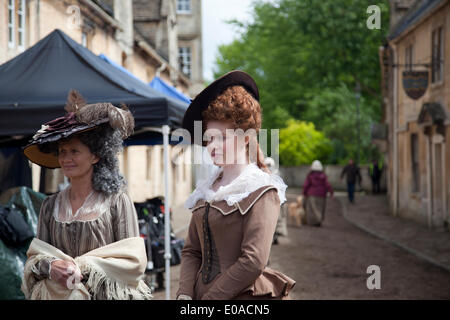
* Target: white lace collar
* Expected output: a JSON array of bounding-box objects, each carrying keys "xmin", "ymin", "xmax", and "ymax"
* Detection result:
[
  {"xmin": 53, "ymin": 185, "xmax": 111, "ymax": 223},
  {"xmin": 184, "ymin": 163, "xmax": 287, "ymax": 209}
]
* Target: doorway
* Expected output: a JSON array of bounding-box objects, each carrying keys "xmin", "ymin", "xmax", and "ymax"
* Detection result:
[{"xmin": 431, "ymin": 134, "xmax": 446, "ymax": 227}]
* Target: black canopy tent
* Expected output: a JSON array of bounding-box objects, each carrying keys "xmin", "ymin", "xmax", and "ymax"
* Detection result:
[
  {"xmin": 0, "ymin": 29, "xmax": 188, "ymax": 142},
  {"xmin": 0, "ymin": 29, "xmax": 190, "ymax": 299}
]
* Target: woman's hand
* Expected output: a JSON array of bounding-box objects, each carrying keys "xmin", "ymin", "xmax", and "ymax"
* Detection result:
[{"xmin": 50, "ymin": 260, "xmax": 83, "ymax": 288}]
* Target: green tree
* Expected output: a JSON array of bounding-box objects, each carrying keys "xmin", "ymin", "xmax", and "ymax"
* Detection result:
[
  {"xmin": 304, "ymin": 84, "xmax": 380, "ymax": 164},
  {"xmin": 279, "ymin": 120, "xmax": 332, "ymax": 166},
  {"xmin": 214, "ymin": 0, "xmax": 389, "ymax": 164}
]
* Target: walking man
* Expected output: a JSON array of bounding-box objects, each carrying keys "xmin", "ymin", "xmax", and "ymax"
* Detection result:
[
  {"xmin": 340, "ymin": 158, "xmax": 362, "ymax": 203},
  {"xmin": 368, "ymin": 159, "xmax": 383, "ymax": 194}
]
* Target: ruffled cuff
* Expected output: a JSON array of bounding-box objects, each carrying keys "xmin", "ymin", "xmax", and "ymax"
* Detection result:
[{"xmin": 31, "ymin": 257, "xmax": 61, "ymax": 280}]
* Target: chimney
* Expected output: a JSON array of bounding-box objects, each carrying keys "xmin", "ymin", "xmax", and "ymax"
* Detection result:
[
  {"xmin": 389, "ymin": 0, "xmax": 416, "ymax": 28},
  {"xmin": 114, "ymin": 0, "xmax": 134, "ymax": 52},
  {"xmin": 161, "ymin": 0, "xmax": 179, "ymax": 83}
]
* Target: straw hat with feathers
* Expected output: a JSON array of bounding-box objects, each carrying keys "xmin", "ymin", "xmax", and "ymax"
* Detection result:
[{"xmin": 23, "ymin": 90, "xmax": 135, "ymax": 168}]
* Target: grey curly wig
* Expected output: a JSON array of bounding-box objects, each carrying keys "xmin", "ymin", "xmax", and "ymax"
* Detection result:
[
  {"xmin": 39, "ymin": 123, "xmax": 126, "ymax": 195},
  {"xmin": 77, "ymin": 124, "xmax": 126, "ymax": 195}
]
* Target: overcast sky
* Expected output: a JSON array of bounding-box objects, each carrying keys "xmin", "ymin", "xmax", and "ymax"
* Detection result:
[{"xmin": 201, "ymin": 0, "xmax": 255, "ymax": 82}]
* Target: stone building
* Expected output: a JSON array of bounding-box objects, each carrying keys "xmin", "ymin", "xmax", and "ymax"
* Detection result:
[
  {"xmin": 0, "ymin": 0, "xmax": 201, "ymax": 206},
  {"xmin": 133, "ymin": 0, "xmax": 203, "ymax": 96},
  {"xmin": 380, "ymin": 0, "xmax": 449, "ymax": 229}
]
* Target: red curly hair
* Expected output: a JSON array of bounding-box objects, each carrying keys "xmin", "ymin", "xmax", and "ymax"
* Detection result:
[{"xmin": 202, "ymin": 85, "xmax": 269, "ymax": 172}]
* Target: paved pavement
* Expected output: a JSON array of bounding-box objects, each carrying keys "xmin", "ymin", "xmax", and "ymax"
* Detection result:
[
  {"xmin": 339, "ymin": 193, "xmax": 450, "ymax": 274},
  {"xmin": 152, "ymin": 190, "xmax": 450, "ymax": 299}
]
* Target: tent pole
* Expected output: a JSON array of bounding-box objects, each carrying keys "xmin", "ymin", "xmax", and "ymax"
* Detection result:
[{"xmin": 162, "ymin": 124, "xmax": 171, "ymax": 300}]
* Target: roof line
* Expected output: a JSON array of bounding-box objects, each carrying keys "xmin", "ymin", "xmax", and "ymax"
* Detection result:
[
  {"xmin": 388, "ymin": 0, "xmax": 448, "ymax": 43},
  {"xmin": 79, "ymin": 0, "xmax": 123, "ymax": 31}
]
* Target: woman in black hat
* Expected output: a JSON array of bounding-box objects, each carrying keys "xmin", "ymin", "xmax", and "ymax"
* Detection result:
[
  {"xmin": 21, "ymin": 91, "xmax": 152, "ymax": 300},
  {"xmin": 177, "ymin": 71, "xmax": 295, "ymax": 300}
]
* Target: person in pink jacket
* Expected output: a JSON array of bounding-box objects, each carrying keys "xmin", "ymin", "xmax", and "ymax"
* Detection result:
[{"xmin": 302, "ymin": 160, "xmax": 334, "ymax": 226}]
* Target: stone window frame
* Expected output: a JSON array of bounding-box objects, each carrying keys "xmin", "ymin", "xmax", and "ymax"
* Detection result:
[
  {"xmin": 7, "ymin": 0, "xmax": 15, "ymax": 48},
  {"xmin": 17, "ymin": 0, "xmax": 26, "ymax": 50},
  {"xmin": 6, "ymin": 0, "xmax": 27, "ymax": 51},
  {"xmin": 431, "ymin": 25, "xmax": 444, "ymax": 85},
  {"xmin": 7, "ymin": 0, "xmax": 27, "ymax": 50}
]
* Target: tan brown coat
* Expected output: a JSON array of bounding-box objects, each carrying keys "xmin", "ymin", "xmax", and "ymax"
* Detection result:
[{"xmin": 177, "ymin": 185, "xmax": 295, "ymax": 300}]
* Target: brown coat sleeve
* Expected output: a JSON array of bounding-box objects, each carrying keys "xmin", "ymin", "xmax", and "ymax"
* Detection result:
[
  {"xmin": 177, "ymin": 214, "xmax": 202, "ymax": 298},
  {"xmin": 201, "ymin": 189, "xmax": 280, "ymax": 300}
]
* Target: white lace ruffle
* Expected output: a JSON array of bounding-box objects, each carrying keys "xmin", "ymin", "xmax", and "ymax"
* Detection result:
[{"xmin": 184, "ymin": 163, "xmax": 287, "ymax": 210}]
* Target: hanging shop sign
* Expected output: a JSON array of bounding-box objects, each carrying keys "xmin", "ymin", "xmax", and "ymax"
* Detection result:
[{"xmin": 402, "ymin": 70, "xmax": 429, "ymax": 100}]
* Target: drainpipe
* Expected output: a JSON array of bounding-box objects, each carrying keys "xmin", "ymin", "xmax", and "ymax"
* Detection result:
[
  {"xmin": 392, "ymin": 43, "xmax": 399, "ymax": 217},
  {"xmin": 166, "ymin": 0, "xmax": 178, "ymax": 84},
  {"xmin": 442, "ymin": 142, "xmax": 447, "ymax": 225},
  {"xmin": 426, "ymin": 134, "xmax": 432, "ymax": 227},
  {"xmin": 36, "ymin": 0, "xmax": 40, "ymax": 41}
]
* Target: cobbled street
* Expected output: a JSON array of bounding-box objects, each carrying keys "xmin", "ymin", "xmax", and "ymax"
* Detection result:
[{"xmin": 153, "ymin": 193, "xmax": 450, "ymax": 300}]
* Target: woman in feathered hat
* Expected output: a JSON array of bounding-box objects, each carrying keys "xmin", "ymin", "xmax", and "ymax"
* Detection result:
[
  {"xmin": 177, "ymin": 70, "xmax": 295, "ymax": 300},
  {"xmin": 21, "ymin": 91, "xmax": 152, "ymax": 300}
]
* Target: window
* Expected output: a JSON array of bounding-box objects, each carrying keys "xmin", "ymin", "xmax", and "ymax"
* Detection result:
[
  {"xmin": 178, "ymin": 47, "xmax": 192, "ymax": 78},
  {"xmin": 177, "ymin": 0, "xmax": 191, "ymax": 13},
  {"xmin": 17, "ymin": 0, "xmax": 25, "ymax": 49},
  {"xmin": 405, "ymin": 44, "xmax": 413, "ymax": 70},
  {"xmin": 81, "ymin": 32, "xmax": 87, "ymax": 48},
  {"xmin": 431, "ymin": 26, "xmax": 444, "ymax": 83},
  {"xmin": 81, "ymin": 24, "xmax": 94, "ymax": 49},
  {"xmin": 8, "ymin": 0, "xmax": 15, "ymax": 48},
  {"xmin": 411, "ymin": 133, "xmax": 420, "ymax": 193},
  {"xmin": 7, "ymin": 0, "xmax": 26, "ymax": 49}
]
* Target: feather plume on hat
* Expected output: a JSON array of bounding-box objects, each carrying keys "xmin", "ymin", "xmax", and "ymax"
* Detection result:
[
  {"xmin": 64, "ymin": 89, "xmax": 87, "ymax": 112},
  {"xmin": 64, "ymin": 90, "xmax": 135, "ymax": 139}
]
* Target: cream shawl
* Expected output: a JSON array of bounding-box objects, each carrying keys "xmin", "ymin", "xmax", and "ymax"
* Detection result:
[{"xmin": 21, "ymin": 237, "xmax": 153, "ymax": 300}]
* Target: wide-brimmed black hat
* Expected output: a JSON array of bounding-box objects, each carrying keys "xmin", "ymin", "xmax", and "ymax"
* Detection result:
[
  {"xmin": 182, "ymin": 70, "xmax": 259, "ymax": 144},
  {"xmin": 23, "ymin": 90, "xmax": 134, "ymax": 168}
]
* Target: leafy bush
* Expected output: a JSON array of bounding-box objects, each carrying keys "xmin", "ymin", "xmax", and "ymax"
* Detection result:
[{"xmin": 279, "ymin": 120, "xmax": 332, "ymax": 166}]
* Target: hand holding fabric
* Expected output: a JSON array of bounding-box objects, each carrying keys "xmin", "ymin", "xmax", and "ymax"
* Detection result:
[{"xmin": 50, "ymin": 260, "xmax": 83, "ymax": 288}]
